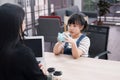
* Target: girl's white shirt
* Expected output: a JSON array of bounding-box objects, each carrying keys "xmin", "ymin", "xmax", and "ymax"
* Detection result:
[{"xmin": 61, "ymin": 34, "xmax": 90, "ymax": 57}]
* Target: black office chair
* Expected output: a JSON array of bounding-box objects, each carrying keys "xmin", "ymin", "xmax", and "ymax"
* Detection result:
[
  {"xmin": 37, "ymin": 18, "xmax": 63, "ymax": 43},
  {"xmin": 86, "ymin": 25, "xmax": 111, "ymax": 59},
  {"xmin": 37, "ymin": 18, "xmax": 64, "ymax": 52}
]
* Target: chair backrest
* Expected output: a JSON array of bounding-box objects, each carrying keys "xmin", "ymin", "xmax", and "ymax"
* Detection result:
[
  {"xmin": 86, "ymin": 25, "xmax": 109, "ymax": 59},
  {"xmin": 37, "ymin": 18, "xmax": 62, "ymax": 43}
]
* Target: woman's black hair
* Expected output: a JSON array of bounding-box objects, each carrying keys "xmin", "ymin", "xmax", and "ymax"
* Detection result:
[
  {"xmin": 0, "ymin": 3, "xmax": 25, "ymax": 51},
  {"xmin": 68, "ymin": 13, "xmax": 88, "ymax": 32}
]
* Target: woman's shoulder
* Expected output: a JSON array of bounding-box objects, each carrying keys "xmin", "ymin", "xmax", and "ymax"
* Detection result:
[
  {"xmin": 13, "ymin": 43, "xmax": 37, "ymax": 65},
  {"xmin": 14, "ymin": 43, "xmax": 35, "ymax": 58},
  {"xmin": 16, "ymin": 43, "xmax": 33, "ymax": 53}
]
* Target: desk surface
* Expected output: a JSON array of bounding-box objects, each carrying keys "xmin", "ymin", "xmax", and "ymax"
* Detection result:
[{"xmin": 45, "ymin": 52, "xmax": 120, "ymax": 80}]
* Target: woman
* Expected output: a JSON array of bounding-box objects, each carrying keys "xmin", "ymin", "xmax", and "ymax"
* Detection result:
[
  {"xmin": 53, "ymin": 14, "xmax": 90, "ymax": 59},
  {"xmin": 0, "ymin": 3, "xmax": 47, "ymax": 80}
]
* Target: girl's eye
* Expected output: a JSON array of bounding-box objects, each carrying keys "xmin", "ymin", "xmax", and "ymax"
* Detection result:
[{"xmin": 73, "ymin": 24, "xmax": 76, "ymax": 27}]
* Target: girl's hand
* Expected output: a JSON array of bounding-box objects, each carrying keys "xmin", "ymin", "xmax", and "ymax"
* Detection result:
[{"xmin": 64, "ymin": 34, "xmax": 75, "ymax": 45}]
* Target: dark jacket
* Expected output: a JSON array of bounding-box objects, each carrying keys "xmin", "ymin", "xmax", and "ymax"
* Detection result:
[{"xmin": 0, "ymin": 42, "xmax": 47, "ymax": 80}]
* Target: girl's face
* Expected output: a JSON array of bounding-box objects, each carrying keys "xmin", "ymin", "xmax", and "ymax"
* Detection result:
[{"xmin": 68, "ymin": 23, "xmax": 83, "ymax": 38}]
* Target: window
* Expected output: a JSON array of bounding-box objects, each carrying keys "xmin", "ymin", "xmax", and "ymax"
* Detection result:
[
  {"xmin": 82, "ymin": 0, "xmax": 119, "ymax": 12},
  {"xmin": 18, "ymin": 0, "xmax": 48, "ymax": 35},
  {"xmin": 18, "ymin": 0, "xmax": 72, "ymax": 35},
  {"xmin": 82, "ymin": 0, "xmax": 98, "ymax": 12},
  {"xmin": 49, "ymin": 0, "xmax": 73, "ymax": 11}
]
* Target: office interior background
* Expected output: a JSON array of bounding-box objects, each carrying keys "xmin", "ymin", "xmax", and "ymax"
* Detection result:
[{"xmin": 0, "ymin": 0, "xmax": 120, "ymax": 61}]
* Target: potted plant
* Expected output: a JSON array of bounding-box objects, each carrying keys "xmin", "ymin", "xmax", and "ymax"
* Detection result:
[{"xmin": 97, "ymin": 0, "xmax": 111, "ymax": 25}]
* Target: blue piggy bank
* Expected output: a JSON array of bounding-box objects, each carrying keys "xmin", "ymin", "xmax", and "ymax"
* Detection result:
[{"xmin": 58, "ymin": 32, "xmax": 66, "ymax": 42}]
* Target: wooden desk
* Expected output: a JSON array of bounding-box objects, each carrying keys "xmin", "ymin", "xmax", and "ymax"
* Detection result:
[{"xmin": 45, "ymin": 52, "xmax": 120, "ymax": 80}]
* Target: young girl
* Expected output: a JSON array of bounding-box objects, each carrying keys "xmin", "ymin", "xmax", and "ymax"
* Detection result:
[{"xmin": 53, "ymin": 13, "xmax": 90, "ymax": 59}]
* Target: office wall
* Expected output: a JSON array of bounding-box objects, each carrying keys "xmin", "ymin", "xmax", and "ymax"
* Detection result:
[
  {"xmin": 0, "ymin": 0, "xmax": 16, "ymax": 5},
  {"xmin": 74, "ymin": 0, "xmax": 82, "ymax": 11},
  {"xmin": 107, "ymin": 26, "xmax": 120, "ymax": 61}
]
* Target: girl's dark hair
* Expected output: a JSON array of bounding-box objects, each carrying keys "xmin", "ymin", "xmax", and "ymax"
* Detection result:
[
  {"xmin": 0, "ymin": 3, "xmax": 25, "ymax": 51},
  {"xmin": 68, "ymin": 13, "xmax": 88, "ymax": 32}
]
